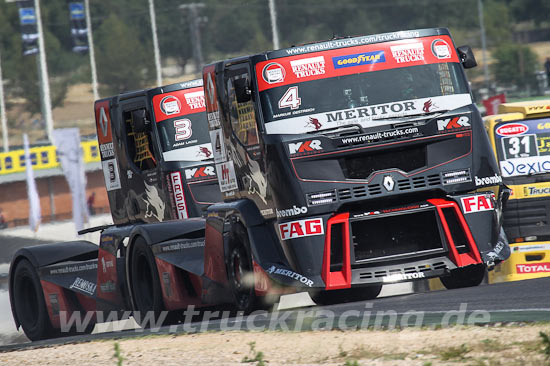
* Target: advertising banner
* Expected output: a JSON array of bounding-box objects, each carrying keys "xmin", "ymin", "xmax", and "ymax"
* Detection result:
[
  {"xmin": 17, "ymin": 1, "xmax": 39, "ymax": 56},
  {"xmin": 52, "ymin": 128, "xmax": 89, "ymax": 232},
  {"xmin": 68, "ymin": 2, "xmax": 88, "ymax": 53}
]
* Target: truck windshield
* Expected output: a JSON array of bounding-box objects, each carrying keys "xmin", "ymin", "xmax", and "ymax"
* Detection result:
[
  {"xmin": 255, "ymin": 35, "xmax": 472, "ymax": 134},
  {"xmin": 152, "ymin": 87, "xmax": 213, "ymax": 162},
  {"xmin": 494, "ymin": 117, "xmax": 550, "ymax": 178}
]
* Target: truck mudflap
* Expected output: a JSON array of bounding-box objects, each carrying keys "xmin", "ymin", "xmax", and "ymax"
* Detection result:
[
  {"xmin": 11, "ymin": 240, "xmax": 98, "ymax": 269},
  {"xmin": 9, "ymin": 240, "xmax": 100, "ymax": 328}
]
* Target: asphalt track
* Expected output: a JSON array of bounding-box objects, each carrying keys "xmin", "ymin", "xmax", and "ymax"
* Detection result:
[{"xmin": 1, "ymin": 276, "xmax": 549, "ymax": 353}]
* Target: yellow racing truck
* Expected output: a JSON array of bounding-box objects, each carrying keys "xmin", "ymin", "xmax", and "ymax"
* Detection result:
[{"xmin": 485, "ymin": 100, "xmax": 550, "ymax": 282}]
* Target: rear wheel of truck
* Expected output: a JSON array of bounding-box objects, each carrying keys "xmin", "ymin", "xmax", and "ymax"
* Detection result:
[
  {"xmin": 12, "ymin": 259, "xmax": 54, "ymax": 341},
  {"xmin": 440, "ymin": 264, "xmax": 487, "ymax": 289},
  {"xmin": 227, "ymin": 224, "xmax": 259, "ymax": 313},
  {"xmin": 310, "ymin": 284, "xmax": 383, "ymax": 305},
  {"xmin": 130, "ymin": 237, "xmax": 165, "ymax": 323}
]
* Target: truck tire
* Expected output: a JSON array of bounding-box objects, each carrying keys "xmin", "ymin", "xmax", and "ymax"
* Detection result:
[
  {"xmin": 130, "ymin": 237, "xmax": 164, "ymax": 319},
  {"xmin": 440, "ymin": 264, "xmax": 487, "ymax": 290},
  {"xmin": 227, "ymin": 224, "xmax": 258, "ymax": 313},
  {"xmin": 310, "ymin": 284, "xmax": 383, "ymax": 305},
  {"xmin": 12, "ymin": 259, "xmax": 54, "ymax": 341}
]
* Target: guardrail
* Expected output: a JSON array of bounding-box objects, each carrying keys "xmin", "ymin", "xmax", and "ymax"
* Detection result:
[{"xmin": 0, "ymin": 140, "xmax": 101, "ymax": 175}]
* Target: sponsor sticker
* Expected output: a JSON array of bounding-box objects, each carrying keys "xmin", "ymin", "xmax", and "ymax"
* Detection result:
[
  {"xmin": 332, "ymin": 51, "xmax": 386, "ymax": 69},
  {"xmin": 216, "ymin": 161, "xmax": 238, "ymax": 192},
  {"xmin": 431, "ymin": 38, "xmax": 451, "ymax": 59},
  {"xmin": 183, "ymin": 90, "xmax": 205, "ymax": 110},
  {"xmin": 95, "ymin": 101, "xmax": 112, "ymax": 145},
  {"xmin": 98, "ymin": 107, "xmax": 109, "ymax": 138},
  {"xmin": 278, "ymin": 218, "xmax": 324, "ymax": 240},
  {"xmin": 460, "ymin": 194, "xmax": 494, "ymax": 214},
  {"xmin": 100, "ymin": 257, "xmax": 114, "ymax": 273},
  {"xmin": 260, "ymin": 208, "xmax": 274, "ymax": 216},
  {"xmin": 496, "ymin": 123, "xmax": 528, "ymax": 136},
  {"xmin": 474, "ymin": 173, "xmax": 502, "ymax": 186},
  {"xmin": 340, "ymin": 127, "xmax": 420, "ymax": 145},
  {"xmin": 210, "ymin": 129, "xmax": 226, "ymax": 163},
  {"xmin": 170, "ymin": 171, "xmax": 188, "ymax": 219},
  {"xmin": 99, "ymin": 142, "xmax": 114, "ymax": 159},
  {"xmin": 185, "ymin": 165, "xmax": 216, "ymax": 180},
  {"xmin": 500, "ymin": 156, "xmax": 550, "ymax": 177},
  {"xmin": 262, "ymin": 62, "xmax": 286, "ymax": 84},
  {"xmin": 276, "ymin": 205, "xmax": 308, "ymax": 218},
  {"xmin": 159, "ymin": 239, "xmax": 205, "ymax": 252},
  {"xmin": 100, "ymin": 281, "xmax": 116, "ymax": 293},
  {"xmin": 70, "ymin": 277, "xmax": 97, "ymax": 295},
  {"xmin": 288, "ymin": 140, "xmax": 322, "ymax": 155},
  {"xmin": 160, "ymin": 95, "xmax": 181, "ymax": 115},
  {"xmin": 383, "ymin": 272, "xmax": 425, "ymax": 283},
  {"xmin": 305, "ymin": 117, "xmax": 323, "ymax": 131},
  {"xmin": 513, "ymin": 244, "xmax": 550, "ymax": 253},
  {"xmin": 290, "ymin": 56, "xmax": 326, "ymax": 78},
  {"xmin": 524, "ymin": 186, "xmax": 550, "ymax": 196},
  {"xmin": 390, "ymin": 42, "xmax": 424, "ymax": 63},
  {"xmin": 101, "ymin": 159, "xmax": 121, "ymax": 191},
  {"xmin": 436, "ymin": 116, "xmax": 471, "ymax": 132},
  {"xmin": 266, "ymin": 265, "xmax": 313, "ymax": 287},
  {"xmin": 516, "ymin": 263, "xmax": 550, "ymax": 274},
  {"xmin": 264, "ymin": 94, "xmax": 473, "ymax": 135}
]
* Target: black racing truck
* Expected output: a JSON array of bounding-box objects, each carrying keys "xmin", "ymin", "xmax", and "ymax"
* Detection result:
[
  {"xmin": 9, "ymin": 28, "xmax": 512, "ymax": 342},
  {"xmin": 201, "ymin": 27, "xmax": 510, "ymax": 308},
  {"xmin": 9, "ymin": 79, "xmax": 221, "ymax": 340}
]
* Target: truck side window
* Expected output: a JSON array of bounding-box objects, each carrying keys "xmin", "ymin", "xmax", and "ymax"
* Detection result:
[
  {"xmin": 123, "ymin": 109, "xmax": 157, "ymax": 171},
  {"xmin": 226, "ymin": 74, "xmax": 259, "ymax": 147}
]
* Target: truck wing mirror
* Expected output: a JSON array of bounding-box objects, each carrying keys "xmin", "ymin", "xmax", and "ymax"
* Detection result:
[
  {"xmin": 457, "ymin": 45, "xmax": 477, "ymax": 69},
  {"xmin": 234, "ymin": 78, "xmax": 252, "ymax": 103},
  {"xmin": 131, "ymin": 109, "xmax": 151, "ymax": 133}
]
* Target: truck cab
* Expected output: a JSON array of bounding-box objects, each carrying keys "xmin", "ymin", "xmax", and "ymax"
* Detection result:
[
  {"xmin": 484, "ymin": 100, "xmax": 550, "ymax": 282},
  {"xmin": 204, "ymin": 28, "xmax": 509, "ymax": 305},
  {"xmin": 94, "ymin": 79, "xmax": 221, "ymax": 225}
]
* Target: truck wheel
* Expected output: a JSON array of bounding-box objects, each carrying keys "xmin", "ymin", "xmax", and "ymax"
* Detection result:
[
  {"xmin": 310, "ymin": 284, "xmax": 383, "ymax": 305},
  {"xmin": 227, "ymin": 225, "xmax": 258, "ymax": 313},
  {"xmin": 130, "ymin": 237, "xmax": 164, "ymax": 319},
  {"xmin": 440, "ymin": 264, "xmax": 487, "ymax": 290},
  {"xmin": 12, "ymin": 259, "xmax": 54, "ymax": 341}
]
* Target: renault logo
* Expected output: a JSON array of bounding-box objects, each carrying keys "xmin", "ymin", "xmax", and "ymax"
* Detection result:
[{"xmin": 383, "ymin": 176, "xmax": 395, "ymax": 191}]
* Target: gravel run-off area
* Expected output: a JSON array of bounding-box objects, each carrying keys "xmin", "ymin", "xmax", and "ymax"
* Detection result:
[{"xmin": 2, "ymin": 324, "xmax": 550, "ymax": 366}]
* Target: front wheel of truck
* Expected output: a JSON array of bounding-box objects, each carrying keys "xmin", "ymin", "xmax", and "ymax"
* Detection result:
[
  {"xmin": 129, "ymin": 237, "xmax": 165, "ymax": 321},
  {"xmin": 310, "ymin": 284, "xmax": 383, "ymax": 305},
  {"xmin": 227, "ymin": 224, "xmax": 259, "ymax": 313},
  {"xmin": 440, "ymin": 264, "xmax": 487, "ymax": 289}
]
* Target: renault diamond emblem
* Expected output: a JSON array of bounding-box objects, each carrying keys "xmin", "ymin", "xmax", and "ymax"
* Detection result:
[{"xmin": 383, "ymin": 176, "xmax": 395, "ymax": 191}]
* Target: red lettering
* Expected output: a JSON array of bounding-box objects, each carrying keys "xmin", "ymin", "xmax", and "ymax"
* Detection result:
[
  {"xmin": 195, "ymin": 166, "xmax": 207, "ymax": 177},
  {"xmin": 462, "ymin": 197, "xmax": 475, "ymax": 212},
  {"xmin": 447, "ymin": 117, "xmax": 461, "ymax": 129},
  {"xmin": 298, "ymin": 140, "xmax": 312, "ymax": 152},
  {"xmin": 477, "ymin": 196, "xmax": 490, "ymax": 210},
  {"xmin": 290, "ymin": 222, "xmax": 304, "ymax": 237},
  {"xmin": 305, "ymin": 219, "xmax": 322, "ymax": 234}
]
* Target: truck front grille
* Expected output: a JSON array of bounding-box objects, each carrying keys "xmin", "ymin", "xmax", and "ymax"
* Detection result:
[
  {"xmin": 336, "ymin": 174, "xmax": 441, "ymax": 201},
  {"xmin": 340, "ymin": 145, "xmax": 426, "ymax": 180},
  {"xmin": 351, "ymin": 209, "xmax": 445, "ymax": 262}
]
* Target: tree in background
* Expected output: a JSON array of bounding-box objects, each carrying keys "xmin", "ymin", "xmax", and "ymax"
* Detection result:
[
  {"xmin": 95, "ymin": 13, "xmax": 154, "ymax": 95},
  {"xmin": 492, "ymin": 44, "xmax": 538, "ymax": 89}
]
